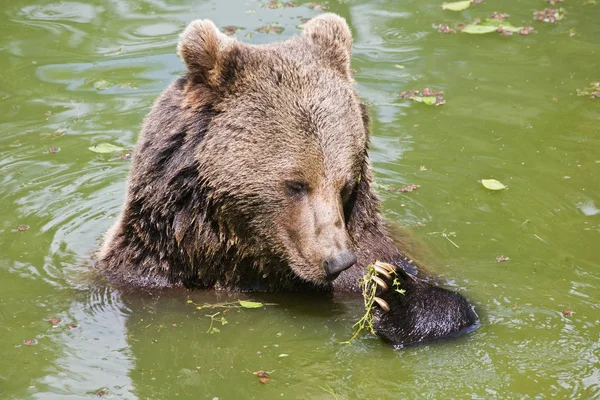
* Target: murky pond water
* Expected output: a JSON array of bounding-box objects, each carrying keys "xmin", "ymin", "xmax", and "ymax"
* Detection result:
[{"xmin": 1, "ymin": 0, "xmax": 599, "ymax": 398}]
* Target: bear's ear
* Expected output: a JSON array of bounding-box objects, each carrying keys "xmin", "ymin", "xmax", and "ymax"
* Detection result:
[
  {"xmin": 178, "ymin": 19, "xmax": 237, "ymax": 87},
  {"xmin": 302, "ymin": 13, "xmax": 353, "ymax": 79}
]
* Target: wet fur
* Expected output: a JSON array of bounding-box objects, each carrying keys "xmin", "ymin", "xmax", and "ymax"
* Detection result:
[{"xmin": 98, "ymin": 14, "xmax": 478, "ymax": 346}]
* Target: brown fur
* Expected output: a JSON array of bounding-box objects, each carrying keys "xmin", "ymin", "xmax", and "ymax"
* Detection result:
[{"xmin": 98, "ymin": 14, "xmax": 410, "ymax": 292}]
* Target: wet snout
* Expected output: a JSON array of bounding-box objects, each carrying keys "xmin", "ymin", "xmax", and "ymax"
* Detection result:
[{"xmin": 324, "ymin": 250, "xmax": 357, "ymax": 280}]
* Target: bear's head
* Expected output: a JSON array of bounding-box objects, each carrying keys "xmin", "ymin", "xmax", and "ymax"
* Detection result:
[{"xmin": 178, "ymin": 15, "xmax": 373, "ymax": 285}]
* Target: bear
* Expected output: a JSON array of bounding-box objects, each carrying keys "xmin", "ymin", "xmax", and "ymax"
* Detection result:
[{"xmin": 97, "ymin": 13, "xmax": 477, "ymax": 346}]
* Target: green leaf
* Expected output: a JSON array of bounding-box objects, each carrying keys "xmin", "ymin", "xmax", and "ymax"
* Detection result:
[
  {"xmin": 442, "ymin": 0, "xmax": 471, "ymax": 11},
  {"xmin": 480, "ymin": 19, "xmax": 503, "ymax": 27},
  {"xmin": 481, "ymin": 179, "xmax": 507, "ymax": 190},
  {"xmin": 93, "ymin": 79, "xmax": 112, "ymax": 90},
  {"xmin": 441, "ymin": 1, "xmax": 471, "ymax": 11},
  {"xmin": 500, "ymin": 25, "xmax": 525, "ymax": 33},
  {"xmin": 480, "ymin": 20, "xmax": 524, "ymax": 32},
  {"xmin": 239, "ymin": 300, "xmax": 263, "ymax": 308},
  {"xmin": 413, "ymin": 96, "xmax": 438, "ymax": 105},
  {"xmin": 88, "ymin": 143, "xmax": 126, "ymax": 153},
  {"xmin": 462, "ymin": 25, "xmax": 498, "ymax": 34}
]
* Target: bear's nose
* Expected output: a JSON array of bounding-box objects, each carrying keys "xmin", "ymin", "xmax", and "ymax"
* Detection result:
[{"xmin": 324, "ymin": 250, "xmax": 357, "ymax": 280}]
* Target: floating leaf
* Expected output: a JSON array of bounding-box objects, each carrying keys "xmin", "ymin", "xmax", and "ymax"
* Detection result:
[
  {"xmin": 398, "ymin": 184, "xmax": 420, "ymax": 192},
  {"xmin": 222, "ymin": 25, "xmax": 242, "ymax": 35},
  {"xmin": 462, "ymin": 24, "xmax": 498, "ymax": 34},
  {"xmin": 266, "ymin": 0, "xmax": 296, "ymax": 8},
  {"xmin": 481, "ymin": 179, "xmax": 506, "ymax": 190},
  {"xmin": 239, "ymin": 300, "xmax": 263, "ymax": 308},
  {"xmin": 533, "ymin": 8, "xmax": 565, "ymax": 23},
  {"xmin": 256, "ymin": 23, "xmax": 284, "ymax": 34},
  {"xmin": 400, "ymin": 88, "xmax": 446, "ymax": 106},
  {"xmin": 518, "ymin": 27, "xmax": 535, "ymax": 35},
  {"xmin": 461, "ymin": 19, "xmax": 530, "ymax": 35},
  {"xmin": 441, "ymin": 1, "xmax": 471, "ymax": 11},
  {"xmin": 479, "ymin": 19, "xmax": 502, "ymax": 27},
  {"xmin": 413, "ymin": 96, "xmax": 437, "ymax": 105},
  {"xmin": 375, "ymin": 183, "xmax": 421, "ymax": 193},
  {"xmin": 308, "ymin": 2, "xmax": 326, "ymax": 10},
  {"xmin": 88, "ymin": 388, "xmax": 108, "ymax": 398},
  {"xmin": 93, "ymin": 80, "xmax": 112, "ymax": 91},
  {"xmin": 433, "ymin": 24, "xmax": 456, "ymax": 34},
  {"xmin": 576, "ymin": 82, "xmax": 600, "ymax": 98},
  {"xmin": 490, "ymin": 12, "xmax": 510, "ymax": 21},
  {"xmin": 89, "ymin": 143, "xmax": 126, "ymax": 153},
  {"xmin": 496, "ymin": 255, "xmax": 510, "ymax": 263},
  {"xmin": 488, "ymin": 20, "xmax": 524, "ymax": 33}
]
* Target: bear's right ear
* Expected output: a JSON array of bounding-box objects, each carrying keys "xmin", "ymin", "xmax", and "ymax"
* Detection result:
[
  {"xmin": 302, "ymin": 13, "xmax": 353, "ymax": 79},
  {"xmin": 178, "ymin": 19, "xmax": 236, "ymax": 88}
]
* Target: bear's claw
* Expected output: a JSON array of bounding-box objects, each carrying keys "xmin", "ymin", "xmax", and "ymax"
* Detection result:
[
  {"xmin": 372, "ymin": 263, "xmax": 392, "ymax": 279},
  {"xmin": 373, "ymin": 296, "xmax": 390, "ymax": 312},
  {"xmin": 372, "ymin": 275, "xmax": 388, "ymax": 290}
]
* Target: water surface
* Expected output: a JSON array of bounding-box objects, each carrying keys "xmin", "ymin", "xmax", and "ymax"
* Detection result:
[{"xmin": 1, "ymin": 0, "xmax": 599, "ymax": 398}]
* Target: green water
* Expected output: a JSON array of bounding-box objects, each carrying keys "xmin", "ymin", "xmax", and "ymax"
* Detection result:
[{"xmin": 1, "ymin": 0, "xmax": 599, "ymax": 398}]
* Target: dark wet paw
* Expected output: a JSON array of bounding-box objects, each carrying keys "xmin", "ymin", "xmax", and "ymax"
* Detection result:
[{"xmin": 369, "ymin": 262, "xmax": 479, "ymax": 347}]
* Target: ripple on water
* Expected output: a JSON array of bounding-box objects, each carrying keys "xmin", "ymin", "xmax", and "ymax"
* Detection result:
[
  {"xmin": 33, "ymin": 286, "xmax": 136, "ymax": 399},
  {"xmin": 18, "ymin": 2, "xmax": 104, "ymax": 23}
]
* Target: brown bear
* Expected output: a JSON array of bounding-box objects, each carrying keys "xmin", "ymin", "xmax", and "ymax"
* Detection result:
[{"xmin": 98, "ymin": 14, "xmax": 477, "ymax": 346}]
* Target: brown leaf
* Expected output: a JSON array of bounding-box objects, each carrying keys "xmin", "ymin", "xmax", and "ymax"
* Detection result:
[
  {"xmin": 490, "ymin": 12, "xmax": 510, "ymax": 21},
  {"xmin": 308, "ymin": 2, "xmax": 326, "ymax": 10},
  {"xmin": 398, "ymin": 184, "xmax": 420, "ymax": 192},
  {"xmin": 433, "ymin": 24, "xmax": 456, "ymax": 34},
  {"xmin": 222, "ymin": 25, "xmax": 242, "ymax": 36},
  {"xmin": 253, "ymin": 370, "xmax": 270, "ymax": 378}
]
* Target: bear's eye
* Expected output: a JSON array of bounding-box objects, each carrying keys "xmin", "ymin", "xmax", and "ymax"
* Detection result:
[{"xmin": 285, "ymin": 180, "xmax": 309, "ymax": 197}]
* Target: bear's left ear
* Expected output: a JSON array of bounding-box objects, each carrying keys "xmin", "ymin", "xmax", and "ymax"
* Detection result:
[
  {"xmin": 178, "ymin": 19, "xmax": 238, "ymax": 89},
  {"xmin": 302, "ymin": 13, "xmax": 353, "ymax": 79}
]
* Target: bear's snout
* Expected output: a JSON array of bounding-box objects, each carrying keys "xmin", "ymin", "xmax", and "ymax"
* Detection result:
[{"xmin": 324, "ymin": 250, "xmax": 357, "ymax": 280}]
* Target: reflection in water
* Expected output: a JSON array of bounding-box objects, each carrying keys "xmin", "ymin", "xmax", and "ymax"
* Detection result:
[{"xmin": 34, "ymin": 287, "xmax": 137, "ymax": 399}]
